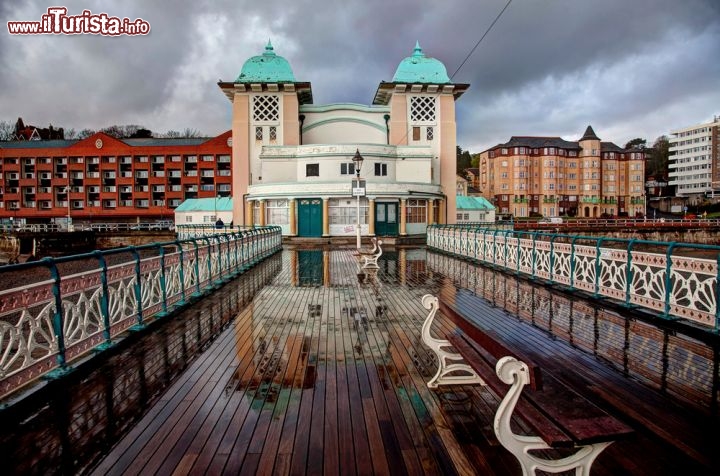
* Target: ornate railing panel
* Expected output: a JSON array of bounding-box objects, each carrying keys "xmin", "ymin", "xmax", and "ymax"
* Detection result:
[
  {"xmin": 427, "ymin": 225, "xmax": 720, "ymax": 330},
  {"xmin": 0, "ymin": 226, "xmax": 282, "ymax": 398}
]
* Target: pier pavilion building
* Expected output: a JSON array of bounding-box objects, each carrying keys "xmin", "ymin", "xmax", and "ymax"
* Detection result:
[{"xmin": 218, "ymin": 41, "xmax": 468, "ymax": 237}]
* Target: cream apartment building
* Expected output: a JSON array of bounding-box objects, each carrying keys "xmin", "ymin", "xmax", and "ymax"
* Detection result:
[{"xmin": 479, "ymin": 126, "xmax": 645, "ymax": 218}]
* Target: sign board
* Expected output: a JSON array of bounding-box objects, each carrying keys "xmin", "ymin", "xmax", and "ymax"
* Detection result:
[
  {"xmin": 351, "ymin": 179, "xmax": 366, "ymax": 197},
  {"xmin": 683, "ymin": 206, "xmax": 688, "ymax": 212}
]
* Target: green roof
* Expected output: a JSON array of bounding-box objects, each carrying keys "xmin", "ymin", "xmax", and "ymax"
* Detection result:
[
  {"xmin": 236, "ymin": 40, "xmax": 296, "ymax": 83},
  {"xmin": 174, "ymin": 197, "xmax": 233, "ymax": 212},
  {"xmin": 392, "ymin": 42, "xmax": 450, "ymax": 84},
  {"xmin": 456, "ymin": 195, "xmax": 495, "ymax": 210}
]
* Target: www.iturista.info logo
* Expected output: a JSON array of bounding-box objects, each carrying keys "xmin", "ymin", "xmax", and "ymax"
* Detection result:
[{"xmin": 7, "ymin": 7, "xmax": 151, "ymax": 36}]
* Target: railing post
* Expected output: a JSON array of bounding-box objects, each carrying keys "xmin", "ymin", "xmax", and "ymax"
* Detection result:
[
  {"xmin": 516, "ymin": 231, "xmax": 522, "ymax": 275},
  {"xmin": 492, "ymin": 229, "xmax": 500, "ymax": 266},
  {"xmin": 549, "ymin": 233, "xmax": 558, "ymax": 284},
  {"xmin": 175, "ymin": 239, "xmax": 187, "ymax": 305},
  {"xmin": 531, "ymin": 231, "xmax": 539, "ymax": 280},
  {"xmin": 594, "ymin": 237, "xmax": 605, "ymax": 298},
  {"xmin": 44, "ymin": 257, "xmax": 68, "ymax": 373},
  {"xmin": 191, "ymin": 239, "xmax": 202, "ymax": 297},
  {"xmin": 663, "ymin": 242, "xmax": 677, "ymax": 318},
  {"xmin": 201, "ymin": 237, "xmax": 214, "ymax": 289},
  {"xmin": 157, "ymin": 245, "xmax": 169, "ymax": 317},
  {"xmin": 625, "ymin": 239, "xmax": 636, "ymax": 307},
  {"xmin": 570, "ymin": 236, "xmax": 579, "ymax": 290},
  {"xmin": 92, "ymin": 251, "xmax": 113, "ymax": 347},
  {"xmin": 129, "ymin": 247, "xmax": 144, "ymax": 328},
  {"xmin": 232, "ymin": 232, "xmax": 240, "ymax": 275},
  {"xmin": 503, "ymin": 228, "xmax": 510, "ymax": 269}
]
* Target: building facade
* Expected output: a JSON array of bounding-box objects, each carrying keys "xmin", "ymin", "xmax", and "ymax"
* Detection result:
[
  {"xmin": 0, "ymin": 132, "xmax": 232, "ymax": 226},
  {"xmin": 669, "ymin": 116, "xmax": 720, "ymax": 203},
  {"xmin": 479, "ymin": 126, "xmax": 645, "ymax": 218},
  {"xmin": 217, "ymin": 41, "xmax": 467, "ymax": 237}
]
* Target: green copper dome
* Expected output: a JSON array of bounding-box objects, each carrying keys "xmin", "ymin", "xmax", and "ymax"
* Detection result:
[
  {"xmin": 236, "ymin": 41, "xmax": 296, "ymax": 83},
  {"xmin": 392, "ymin": 42, "xmax": 450, "ymax": 84}
]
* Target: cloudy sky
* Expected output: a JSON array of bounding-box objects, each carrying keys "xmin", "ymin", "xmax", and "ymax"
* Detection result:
[{"xmin": 2, "ymin": 0, "xmax": 719, "ymax": 152}]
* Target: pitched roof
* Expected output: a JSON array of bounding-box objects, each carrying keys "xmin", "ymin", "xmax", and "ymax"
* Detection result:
[
  {"xmin": 174, "ymin": 197, "xmax": 233, "ymax": 212},
  {"xmin": 0, "ymin": 139, "xmax": 79, "ymax": 149},
  {"xmin": 456, "ymin": 195, "xmax": 494, "ymax": 210},
  {"xmin": 580, "ymin": 125, "xmax": 600, "ymax": 141},
  {"xmin": 496, "ymin": 136, "xmax": 581, "ymax": 149}
]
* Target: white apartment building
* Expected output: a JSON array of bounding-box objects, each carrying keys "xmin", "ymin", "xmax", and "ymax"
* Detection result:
[{"xmin": 669, "ymin": 116, "xmax": 720, "ymax": 202}]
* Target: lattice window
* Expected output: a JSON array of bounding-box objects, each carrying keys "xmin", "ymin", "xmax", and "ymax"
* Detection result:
[
  {"xmin": 426, "ymin": 127, "xmax": 434, "ymax": 141},
  {"xmin": 269, "ymin": 126, "xmax": 277, "ymax": 141},
  {"xmin": 410, "ymin": 96, "xmax": 435, "ymax": 123},
  {"xmin": 252, "ymin": 95, "xmax": 279, "ymax": 122},
  {"xmin": 255, "ymin": 127, "xmax": 263, "ymax": 141}
]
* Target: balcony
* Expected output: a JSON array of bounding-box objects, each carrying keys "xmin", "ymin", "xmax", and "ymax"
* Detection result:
[
  {"xmin": 120, "ymin": 200, "xmax": 133, "ymax": 207},
  {"xmin": 217, "ymin": 170, "xmax": 231, "ymax": 176},
  {"xmin": 201, "ymin": 171, "xmax": 215, "ymax": 178},
  {"xmin": 135, "ymin": 171, "xmax": 149, "ymax": 179},
  {"xmin": 103, "ymin": 172, "xmax": 116, "ymax": 179},
  {"xmin": 103, "ymin": 186, "xmax": 117, "ymax": 193},
  {"xmin": 153, "ymin": 171, "xmax": 165, "ymax": 178},
  {"xmin": 168, "ymin": 171, "xmax": 182, "ymax": 178},
  {"xmin": 185, "ymin": 170, "xmax": 198, "ymax": 177}
]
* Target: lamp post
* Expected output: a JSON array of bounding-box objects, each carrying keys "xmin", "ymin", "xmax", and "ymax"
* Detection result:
[{"xmin": 352, "ymin": 149, "xmax": 364, "ymax": 250}]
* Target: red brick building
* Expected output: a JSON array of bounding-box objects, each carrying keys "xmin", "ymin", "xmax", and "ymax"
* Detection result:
[{"xmin": 0, "ymin": 131, "xmax": 232, "ymax": 225}]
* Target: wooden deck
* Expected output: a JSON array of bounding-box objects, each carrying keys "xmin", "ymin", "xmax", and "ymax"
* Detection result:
[{"xmin": 91, "ymin": 247, "xmax": 719, "ymax": 475}]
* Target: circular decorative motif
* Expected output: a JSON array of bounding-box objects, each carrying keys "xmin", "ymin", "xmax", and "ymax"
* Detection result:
[
  {"xmin": 95, "ymin": 138, "xmax": 103, "ymax": 149},
  {"xmin": 226, "ymin": 137, "xmax": 233, "ymax": 147}
]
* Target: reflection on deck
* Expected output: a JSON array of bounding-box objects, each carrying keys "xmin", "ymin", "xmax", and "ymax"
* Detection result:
[{"xmin": 428, "ymin": 252, "xmax": 717, "ymax": 411}]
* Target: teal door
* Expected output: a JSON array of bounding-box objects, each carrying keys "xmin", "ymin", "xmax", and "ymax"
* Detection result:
[
  {"xmin": 298, "ymin": 198, "xmax": 323, "ymax": 237},
  {"xmin": 375, "ymin": 202, "xmax": 398, "ymax": 236}
]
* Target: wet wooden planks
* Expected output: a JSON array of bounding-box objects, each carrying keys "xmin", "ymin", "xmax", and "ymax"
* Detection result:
[
  {"xmin": 92, "ymin": 248, "xmax": 719, "ymax": 475},
  {"xmin": 93, "ymin": 250, "xmax": 483, "ymax": 475}
]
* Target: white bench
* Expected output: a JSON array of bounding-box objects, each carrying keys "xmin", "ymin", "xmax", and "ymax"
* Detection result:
[{"xmin": 358, "ymin": 237, "xmax": 382, "ymax": 268}]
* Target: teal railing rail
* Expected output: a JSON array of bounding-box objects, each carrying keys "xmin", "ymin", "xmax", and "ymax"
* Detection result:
[
  {"xmin": 427, "ymin": 224, "xmax": 720, "ymax": 331},
  {"xmin": 0, "ymin": 226, "xmax": 282, "ymax": 398}
]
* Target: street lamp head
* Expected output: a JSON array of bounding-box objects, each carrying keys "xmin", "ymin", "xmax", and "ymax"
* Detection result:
[{"xmin": 352, "ymin": 149, "xmax": 364, "ymax": 175}]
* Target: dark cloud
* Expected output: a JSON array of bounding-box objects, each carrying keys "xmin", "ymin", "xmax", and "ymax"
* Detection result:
[{"xmin": 1, "ymin": 0, "xmax": 718, "ymax": 151}]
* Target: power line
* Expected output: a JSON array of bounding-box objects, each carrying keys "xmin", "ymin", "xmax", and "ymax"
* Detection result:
[
  {"xmin": 390, "ymin": 0, "xmax": 513, "ymax": 147},
  {"xmin": 450, "ymin": 0, "xmax": 513, "ymax": 80}
]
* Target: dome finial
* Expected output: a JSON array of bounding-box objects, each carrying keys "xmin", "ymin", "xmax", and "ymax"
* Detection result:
[
  {"xmin": 413, "ymin": 41, "xmax": 424, "ymax": 57},
  {"xmin": 264, "ymin": 39, "xmax": 275, "ymax": 56}
]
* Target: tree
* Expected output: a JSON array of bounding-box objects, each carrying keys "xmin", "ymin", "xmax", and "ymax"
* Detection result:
[
  {"xmin": 649, "ymin": 135, "xmax": 670, "ymax": 177},
  {"xmin": 456, "ymin": 145, "xmax": 472, "ymax": 172},
  {"xmin": 64, "ymin": 128, "xmax": 77, "ymax": 140},
  {"xmin": 101, "ymin": 125, "xmax": 123, "ymax": 138},
  {"xmin": 625, "ymin": 138, "xmax": 646, "ymax": 150},
  {"xmin": 181, "ymin": 128, "xmax": 202, "ymax": 138},
  {"xmin": 77, "ymin": 128, "xmax": 96, "ymax": 139},
  {"xmin": 129, "ymin": 128, "xmax": 152, "ymax": 138},
  {"xmin": 164, "ymin": 130, "xmax": 181, "ymax": 138},
  {"xmin": 0, "ymin": 120, "xmax": 14, "ymax": 140}
]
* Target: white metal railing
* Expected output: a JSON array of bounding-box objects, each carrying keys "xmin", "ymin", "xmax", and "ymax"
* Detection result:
[
  {"xmin": 427, "ymin": 224, "xmax": 720, "ymax": 330},
  {"xmin": 0, "ymin": 226, "xmax": 282, "ymax": 398}
]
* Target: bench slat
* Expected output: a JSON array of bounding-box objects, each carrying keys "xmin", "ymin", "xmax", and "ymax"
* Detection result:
[
  {"xmin": 446, "ymin": 323, "xmax": 633, "ymax": 446},
  {"xmin": 447, "ymin": 333, "xmax": 576, "ymax": 448},
  {"xmin": 440, "ymin": 301, "xmax": 542, "ymax": 389}
]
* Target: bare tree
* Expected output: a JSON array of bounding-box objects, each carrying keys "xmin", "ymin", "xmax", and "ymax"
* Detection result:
[
  {"xmin": 182, "ymin": 128, "xmax": 203, "ymax": 138},
  {"xmin": 77, "ymin": 128, "xmax": 96, "ymax": 139},
  {"xmin": 164, "ymin": 130, "xmax": 181, "ymax": 138},
  {"xmin": 64, "ymin": 128, "xmax": 77, "ymax": 140},
  {"xmin": 0, "ymin": 120, "xmax": 14, "ymax": 141}
]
